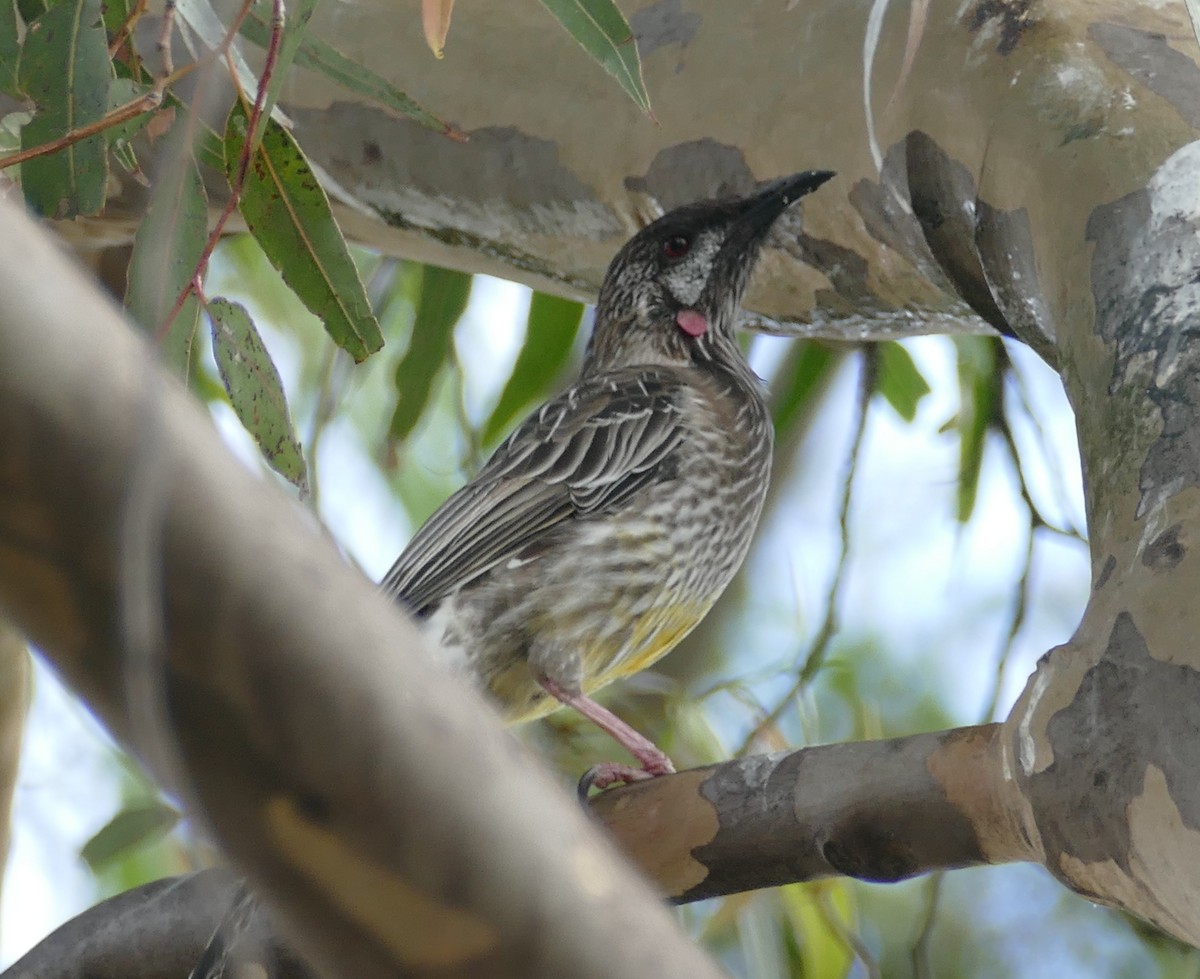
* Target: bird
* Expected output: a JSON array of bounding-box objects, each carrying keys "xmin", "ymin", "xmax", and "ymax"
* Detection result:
[{"xmin": 381, "ymin": 170, "xmax": 836, "ymax": 791}]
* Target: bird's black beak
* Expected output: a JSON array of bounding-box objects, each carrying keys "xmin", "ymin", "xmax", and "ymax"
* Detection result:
[
  {"xmin": 701, "ymin": 170, "xmax": 834, "ymax": 317},
  {"xmin": 734, "ymin": 169, "xmax": 836, "ymax": 240}
]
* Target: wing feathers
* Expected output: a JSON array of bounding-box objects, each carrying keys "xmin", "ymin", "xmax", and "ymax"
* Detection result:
[{"xmin": 381, "ymin": 368, "xmax": 689, "ymax": 613}]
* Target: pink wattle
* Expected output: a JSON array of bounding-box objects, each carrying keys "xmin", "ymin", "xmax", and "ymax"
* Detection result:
[{"xmin": 675, "ymin": 308, "xmax": 708, "ymax": 337}]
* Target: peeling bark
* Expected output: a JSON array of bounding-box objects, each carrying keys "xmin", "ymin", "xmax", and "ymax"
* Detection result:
[
  {"xmin": 9, "ymin": 0, "xmax": 1200, "ymax": 965},
  {"xmin": 589, "ymin": 725, "xmax": 1036, "ymax": 901}
]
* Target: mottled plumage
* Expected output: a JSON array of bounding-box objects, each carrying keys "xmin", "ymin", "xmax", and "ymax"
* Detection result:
[{"xmin": 382, "ymin": 171, "xmax": 835, "ymax": 786}]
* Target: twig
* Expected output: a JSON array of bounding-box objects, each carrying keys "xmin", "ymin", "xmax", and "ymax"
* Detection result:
[
  {"xmin": 737, "ymin": 345, "xmax": 875, "ymax": 756},
  {"xmin": 156, "ymin": 0, "xmax": 284, "ymax": 341},
  {"xmin": 3, "ymin": 0, "xmax": 257, "ymax": 175},
  {"xmin": 911, "ymin": 870, "xmax": 945, "ymax": 979},
  {"xmin": 156, "ymin": 0, "xmax": 178, "ymax": 80},
  {"xmin": 108, "ymin": 0, "xmax": 149, "ymax": 58},
  {"xmin": 815, "ymin": 884, "xmax": 881, "ymax": 979},
  {"xmin": 0, "ymin": 91, "xmax": 163, "ymax": 171}
]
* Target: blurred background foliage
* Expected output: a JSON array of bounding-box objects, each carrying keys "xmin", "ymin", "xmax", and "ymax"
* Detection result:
[{"xmin": 7, "ymin": 233, "xmax": 1200, "ymax": 979}]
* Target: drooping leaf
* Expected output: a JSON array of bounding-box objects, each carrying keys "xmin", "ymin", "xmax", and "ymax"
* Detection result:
[
  {"xmin": 239, "ymin": 9, "xmax": 463, "ymax": 137},
  {"xmin": 125, "ymin": 134, "xmax": 207, "ymax": 378},
  {"xmin": 952, "ymin": 335, "xmax": 1000, "ymax": 522},
  {"xmin": 539, "ymin": 0, "xmax": 652, "ymax": 116},
  {"xmin": 224, "ymin": 101, "xmax": 383, "ymax": 362},
  {"xmin": 0, "ymin": 0, "xmax": 20, "ymax": 98},
  {"xmin": 770, "ymin": 341, "xmax": 840, "ymax": 440},
  {"xmin": 421, "ymin": 0, "xmax": 452, "ymax": 58},
  {"xmin": 208, "ymin": 297, "xmax": 309, "ymax": 493},
  {"xmin": 482, "ymin": 291, "xmax": 582, "ymax": 445},
  {"xmin": 80, "ymin": 801, "xmax": 181, "ymax": 872},
  {"xmin": 16, "ymin": 0, "xmax": 109, "ymax": 217},
  {"xmin": 875, "ymin": 340, "xmax": 931, "ymax": 422},
  {"xmin": 390, "ymin": 265, "xmax": 471, "ymax": 442}
]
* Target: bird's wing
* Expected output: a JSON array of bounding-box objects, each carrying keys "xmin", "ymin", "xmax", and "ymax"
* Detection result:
[{"xmin": 380, "ymin": 369, "xmax": 689, "ymax": 614}]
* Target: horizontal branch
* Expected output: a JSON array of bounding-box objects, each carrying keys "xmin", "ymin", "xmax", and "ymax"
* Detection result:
[{"xmin": 590, "ymin": 724, "xmax": 1039, "ymax": 901}]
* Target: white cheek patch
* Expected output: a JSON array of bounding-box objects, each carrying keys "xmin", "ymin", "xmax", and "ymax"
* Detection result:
[{"xmin": 663, "ymin": 232, "xmax": 722, "ymax": 307}]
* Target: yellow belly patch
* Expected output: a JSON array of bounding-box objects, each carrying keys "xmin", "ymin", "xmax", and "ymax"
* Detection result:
[
  {"xmin": 585, "ymin": 600, "xmax": 710, "ymax": 691},
  {"xmin": 492, "ymin": 598, "xmax": 712, "ymax": 724}
]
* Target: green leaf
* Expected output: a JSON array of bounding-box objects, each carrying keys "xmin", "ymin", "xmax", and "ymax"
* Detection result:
[
  {"xmin": 224, "ymin": 101, "xmax": 383, "ymax": 362},
  {"xmin": 16, "ymin": 0, "xmax": 109, "ymax": 217},
  {"xmin": 80, "ymin": 801, "xmax": 180, "ymax": 872},
  {"xmin": 482, "ymin": 291, "xmax": 582, "ymax": 445},
  {"xmin": 104, "ymin": 77, "xmax": 156, "ymax": 147},
  {"xmin": 770, "ymin": 341, "xmax": 840, "ymax": 440},
  {"xmin": 239, "ymin": 7, "xmax": 462, "ymax": 137},
  {"xmin": 875, "ymin": 341, "xmax": 931, "ymax": 422},
  {"xmin": 0, "ymin": 0, "xmax": 20, "ymax": 98},
  {"xmin": 390, "ymin": 265, "xmax": 471, "ymax": 442},
  {"xmin": 539, "ymin": 0, "xmax": 652, "ymax": 116},
  {"xmin": 952, "ymin": 335, "xmax": 1000, "ymax": 523},
  {"xmin": 208, "ymin": 297, "xmax": 310, "ymax": 493},
  {"xmin": 125, "ymin": 134, "xmax": 207, "ymax": 377}
]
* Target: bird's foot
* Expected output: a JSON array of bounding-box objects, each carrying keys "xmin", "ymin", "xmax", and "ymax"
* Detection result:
[
  {"xmin": 537, "ymin": 677, "xmax": 676, "ymax": 798},
  {"xmin": 577, "ymin": 754, "xmax": 675, "ymax": 800}
]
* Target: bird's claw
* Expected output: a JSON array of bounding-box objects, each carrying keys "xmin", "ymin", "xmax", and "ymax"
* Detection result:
[{"xmin": 577, "ymin": 757, "xmax": 675, "ymax": 802}]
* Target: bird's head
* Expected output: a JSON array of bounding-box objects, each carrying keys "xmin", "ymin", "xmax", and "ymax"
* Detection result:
[{"xmin": 586, "ymin": 170, "xmax": 835, "ymax": 370}]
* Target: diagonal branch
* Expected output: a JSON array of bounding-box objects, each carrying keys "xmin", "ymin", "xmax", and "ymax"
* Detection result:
[{"xmin": 0, "ymin": 194, "xmax": 726, "ymax": 979}]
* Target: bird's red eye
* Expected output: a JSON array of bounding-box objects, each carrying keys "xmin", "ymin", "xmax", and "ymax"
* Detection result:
[{"xmin": 662, "ymin": 235, "xmax": 691, "ymax": 260}]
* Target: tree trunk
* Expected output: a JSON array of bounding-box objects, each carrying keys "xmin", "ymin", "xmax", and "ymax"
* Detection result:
[{"xmin": 9, "ymin": 0, "xmax": 1200, "ymax": 969}]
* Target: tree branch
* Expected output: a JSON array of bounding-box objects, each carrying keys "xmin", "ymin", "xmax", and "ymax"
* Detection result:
[
  {"xmin": 0, "ymin": 196, "xmax": 726, "ymax": 979},
  {"xmin": 589, "ymin": 724, "xmax": 1037, "ymax": 902}
]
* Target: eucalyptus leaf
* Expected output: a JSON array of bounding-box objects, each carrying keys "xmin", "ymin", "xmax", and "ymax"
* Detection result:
[
  {"xmin": 209, "ymin": 297, "xmax": 309, "ymax": 492},
  {"xmin": 482, "ymin": 292, "xmax": 582, "ymax": 445},
  {"xmin": 0, "ymin": 0, "xmax": 20, "ymax": 98},
  {"xmin": 239, "ymin": 9, "xmax": 461, "ymax": 136},
  {"xmin": 125, "ymin": 136, "xmax": 207, "ymax": 378},
  {"xmin": 17, "ymin": 0, "xmax": 109, "ymax": 216},
  {"xmin": 80, "ymin": 802, "xmax": 181, "ymax": 872},
  {"xmin": 105, "ymin": 77, "xmax": 156, "ymax": 148},
  {"xmin": 770, "ymin": 341, "xmax": 840, "ymax": 440},
  {"xmin": 224, "ymin": 101, "xmax": 383, "ymax": 362},
  {"xmin": 953, "ymin": 335, "xmax": 1000, "ymax": 522},
  {"xmin": 390, "ymin": 265, "xmax": 471, "ymax": 443},
  {"xmin": 539, "ymin": 0, "xmax": 652, "ymax": 115},
  {"xmin": 875, "ymin": 340, "xmax": 931, "ymax": 422}
]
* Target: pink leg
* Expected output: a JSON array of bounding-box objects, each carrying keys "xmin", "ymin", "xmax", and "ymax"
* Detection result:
[{"xmin": 539, "ymin": 678, "xmax": 676, "ymax": 792}]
